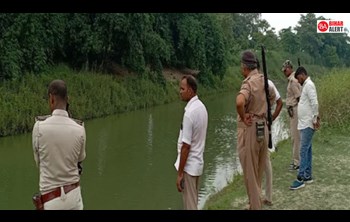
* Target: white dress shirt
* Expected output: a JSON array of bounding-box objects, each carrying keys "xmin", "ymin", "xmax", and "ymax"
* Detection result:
[
  {"xmin": 297, "ymin": 77, "xmax": 319, "ymax": 130},
  {"xmin": 174, "ymin": 95, "xmax": 208, "ymax": 176}
]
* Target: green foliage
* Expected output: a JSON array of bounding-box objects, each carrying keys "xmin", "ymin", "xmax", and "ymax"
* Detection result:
[
  {"xmin": 0, "ymin": 65, "xmax": 237, "ymax": 137},
  {"xmin": 1, "ymin": 13, "xmax": 350, "ymax": 84},
  {"xmin": 316, "ymin": 69, "xmax": 350, "ymax": 128}
]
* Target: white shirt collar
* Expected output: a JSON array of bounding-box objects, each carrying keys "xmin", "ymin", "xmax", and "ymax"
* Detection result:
[
  {"xmin": 185, "ymin": 95, "xmax": 199, "ymax": 112},
  {"xmin": 302, "ymin": 76, "xmax": 311, "ymax": 87},
  {"xmin": 52, "ymin": 109, "xmax": 69, "ymax": 117}
]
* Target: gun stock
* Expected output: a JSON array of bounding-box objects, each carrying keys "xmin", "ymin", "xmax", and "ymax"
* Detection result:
[{"xmin": 261, "ymin": 45, "xmax": 273, "ymax": 149}]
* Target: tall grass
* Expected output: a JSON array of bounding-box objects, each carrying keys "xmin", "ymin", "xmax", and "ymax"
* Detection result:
[
  {"xmin": 0, "ymin": 65, "xmax": 237, "ymax": 137},
  {"xmin": 316, "ymin": 68, "xmax": 350, "ymax": 129}
]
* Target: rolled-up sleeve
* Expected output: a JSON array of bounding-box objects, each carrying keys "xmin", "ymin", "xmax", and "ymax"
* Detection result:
[
  {"xmin": 181, "ymin": 115, "xmax": 193, "ymax": 145},
  {"xmin": 239, "ymin": 82, "xmax": 251, "ymax": 103}
]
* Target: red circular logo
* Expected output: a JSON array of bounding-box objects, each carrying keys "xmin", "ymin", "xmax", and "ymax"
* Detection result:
[{"xmin": 318, "ymin": 21, "xmax": 328, "ymax": 32}]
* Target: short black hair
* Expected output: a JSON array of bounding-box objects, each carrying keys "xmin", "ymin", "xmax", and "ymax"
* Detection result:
[
  {"xmin": 48, "ymin": 79, "xmax": 68, "ymax": 100},
  {"xmin": 182, "ymin": 75, "xmax": 197, "ymax": 93},
  {"xmin": 294, "ymin": 66, "xmax": 307, "ymax": 78}
]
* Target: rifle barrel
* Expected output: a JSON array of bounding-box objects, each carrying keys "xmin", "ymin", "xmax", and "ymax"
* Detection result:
[{"xmin": 261, "ymin": 46, "xmax": 273, "ymax": 149}]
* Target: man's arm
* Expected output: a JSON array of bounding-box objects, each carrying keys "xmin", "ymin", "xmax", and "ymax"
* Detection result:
[
  {"xmin": 78, "ymin": 126, "xmax": 86, "ymax": 175},
  {"xmin": 78, "ymin": 126, "xmax": 86, "ymax": 163},
  {"xmin": 176, "ymin": 142, "xmax": 191, "ymax": 192},
  {"xmin": 32, "ymin": 122, "xmax": 40, "ymax": 167},
  {"xmin": 272, "ymin": 98, "xmax": 283, "ymax": 121},
  {"xmin": 268, "ymin": 80, "xmax": 282, "ymax": 121},
  {"xmin": 176, "ymin": 115, "xmax": 192, "ymax": 192},
  {"xmin": 292, "ymin": 81, "xmax": 301, "ymax": 103},
  {"xmin": 236, "ymin": 94, "xmax": 252, "ymax": 126},
  {"xmin": 307, "ymin": 82, "xmax": 319, "ymax": 124}
]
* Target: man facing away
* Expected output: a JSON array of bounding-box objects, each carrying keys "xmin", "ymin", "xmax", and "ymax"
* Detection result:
[
  {"xmin": 282, "ymin": 60, "xmax": 301, "ymax": 171},
  {"xmin": 236, "ymin": 50, "xmax": 275, "ymax": 210},
  {"xmin": 174, "ymin": 75, "xmax": 208, "ymax": 210},
  {"xmin": 32, "ymin": 79, "xmax": 86, "ymax": 210},
  {"xmin": 290, "ymin": 66, "xmax": 319, "ymax": 190}
]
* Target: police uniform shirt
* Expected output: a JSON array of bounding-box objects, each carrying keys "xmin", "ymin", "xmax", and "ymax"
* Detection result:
[
  {"xmin": 238, "ymin": 69, "xmax": 275, "ymax": 118},
  {"xmin": 286, "ymin": 72, "xmax": 301, "ymax": 107},
  {"xmin": 32, "ymin": 109, "xmax": 86, "ymax": 193}
]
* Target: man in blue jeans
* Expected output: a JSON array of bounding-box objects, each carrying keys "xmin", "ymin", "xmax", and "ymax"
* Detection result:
[{"xmin": 289, "ymin": 66, "xmax": 320, "ymax": 190}]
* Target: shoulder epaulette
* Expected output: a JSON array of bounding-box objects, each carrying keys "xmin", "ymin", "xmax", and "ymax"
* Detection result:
[
  {"xmin": 35, "ymin": 115, "xmax": 84, "ymax": 126},
  {"xmin": 70, "ymin": 118, "xmax": 84, "ymax": 126},
  {"xmin": 243, "ymin": 76, "xmax": 251, "ymax": 83},
  {"xmin": 35, "ymin": 115, "xmax": 51, "ymax": 122}
]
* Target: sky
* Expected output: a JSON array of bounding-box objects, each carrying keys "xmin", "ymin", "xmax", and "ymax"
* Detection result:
[{"xmin": 261, "ymin": 13, "xmax": 350, "ymax": 35}]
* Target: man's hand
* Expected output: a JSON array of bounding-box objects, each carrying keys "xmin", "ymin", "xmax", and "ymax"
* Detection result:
[
  {"xmin": 313, "ymin": 116, "xmax": 321, "ymax": 130},
  {"xmin": 176, "ymin": 174, "xmax": 184, "ymax": 192},
  {"xmin": 242, "ymin": 113, "xmax": 252, "ymax": 126}
]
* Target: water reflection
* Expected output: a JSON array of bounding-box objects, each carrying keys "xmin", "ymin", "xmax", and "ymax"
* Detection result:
[
  {"xmin": 147, "ymin": 113, "xmax": 153, "ymax": 168},
  {"xmin": 97, "ymin": 129, "xmax": 108, "ymax": 176},
  {"xmin": 198, "ymin": 113, "xmax": 238, "ymax": 209}
]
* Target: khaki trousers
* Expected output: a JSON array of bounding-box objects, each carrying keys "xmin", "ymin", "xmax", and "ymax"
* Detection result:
[
  {"xmin": 182, "ymin": 172, "xmax": 200, "ymax": 210},
  {"xmin": 264, "ymin": 151, "xmax": 272, "ymax": 202},
  {"xmin": 290, "ymin": 105, "xmax": 300, "ymax": 166},
  {"xmin": 43, "ymin": 186, "xmax": 83, "ymax": 210},
  {"xmin": 237, "ymin": 121, "xmax": 268, "ymax": 210}
]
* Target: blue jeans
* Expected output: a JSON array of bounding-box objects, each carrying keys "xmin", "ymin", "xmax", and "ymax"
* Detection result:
[{"xmin": 297, "ymin": 127, "xmax": 314, "ymax": 181}]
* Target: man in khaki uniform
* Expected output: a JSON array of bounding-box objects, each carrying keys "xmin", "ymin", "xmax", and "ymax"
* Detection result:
[
  {"xmin": 32, "ymin": 79, "xmax": 86, "ymax": 210},
  {"xmin": 282, "ymin": 60, "xmax": 301, "ymax": 171},
  {"xmin": 236, "ymin": 50, "xmax": 275, "ymax": 210}
]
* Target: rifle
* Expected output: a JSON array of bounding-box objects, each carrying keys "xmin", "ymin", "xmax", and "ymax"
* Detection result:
[
  {"xmin": 298, "ymin": 58, "xmax": 301, "ymax": 67},
  {"xmin": 261, "ymin": 45, "xmax": 273, "ymax": 149}
]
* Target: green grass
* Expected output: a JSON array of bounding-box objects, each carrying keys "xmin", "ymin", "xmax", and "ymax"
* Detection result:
[
  {"xmin": 316, "ymin": 68, "xmax": 350, "ymax": 127},
  {"xmin": 0, "ymin": 64, "xmax": 239, "ymax": 137}
]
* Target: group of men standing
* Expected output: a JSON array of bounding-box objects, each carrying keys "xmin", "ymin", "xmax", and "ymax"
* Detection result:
[
  {"xmin": 31, "ymin": 49, "xmax": 319, "ymax": 210},
  {"xmin": 174, "ymin": 49, "xmax": 319, "ymax": 210},
  {"xmin": 234, "ymin": 50, "xmax": 320, "ymax": 210}
]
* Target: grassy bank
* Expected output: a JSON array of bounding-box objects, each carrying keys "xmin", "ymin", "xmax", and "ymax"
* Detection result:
[
  {"xmin": 0, "ymin": 65, "xmax": 239, "ymax": 137},
  {"xmin": 204, "ymin": 68, "xmax": 350, "ymax": 210}
]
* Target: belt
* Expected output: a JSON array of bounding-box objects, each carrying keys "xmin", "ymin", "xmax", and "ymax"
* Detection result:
[
  {"xmin": 250, "ymin": 113, "xmax": 266, "ymax": 120},
  {"xmin": 41, "ymin": 182, "xmax": 80, "ymax": 204}
]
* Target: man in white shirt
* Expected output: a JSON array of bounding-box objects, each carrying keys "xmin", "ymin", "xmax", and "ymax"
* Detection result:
[
  {"xmin": 174, "ymin": 75, "xmax": 208, "ymax": 210},
  {"xmin": 290, "ymin": 66, "xmax": 319, "ymax": 190}
]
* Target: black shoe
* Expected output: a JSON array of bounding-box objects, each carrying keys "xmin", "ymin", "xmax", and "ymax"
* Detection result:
[{"xmin": 303, "ymin": 177, "xmax": 313, "ymax": 184}]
